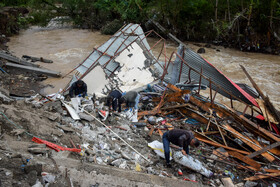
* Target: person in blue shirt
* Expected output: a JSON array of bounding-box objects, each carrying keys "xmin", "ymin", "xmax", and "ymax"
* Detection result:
[{"xmin": 106, "ymin": 90, "xmax": 123, "ymax": 112}]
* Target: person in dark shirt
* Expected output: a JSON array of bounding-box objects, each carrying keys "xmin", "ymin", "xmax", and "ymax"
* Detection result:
[
  {"xmin": 107, "ymin": 90, "xmax": 123, "ymax": 112},
  {"xmin": 162, "ymin": 129, "xmax": 200, "ymax": 167},
  {"xmin": 69, "ymin": 80, "xmax": 87, "ymax": 98}
]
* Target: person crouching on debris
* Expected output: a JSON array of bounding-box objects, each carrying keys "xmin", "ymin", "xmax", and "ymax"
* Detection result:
[
  {"xmin": 121, "ymin": 91, "xmax": 140, "ymax": 110},
  {"xmin": 69, "ymin": 80, "xmax": 87, "ymax": 98},
  {"xmin": 162, "ymin": 129, "xmax": 200, "ymax": 167},
  {"xmin": 106, "ymin": 89, "xmax": 122, "ymax": 112}
]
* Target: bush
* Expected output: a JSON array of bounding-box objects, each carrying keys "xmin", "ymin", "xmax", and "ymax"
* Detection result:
[{"xmin": 101, "ymin": 20, "xmax": 124, "ymax": 35}]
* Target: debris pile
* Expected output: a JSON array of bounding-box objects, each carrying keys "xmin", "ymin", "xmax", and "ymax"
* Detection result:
[{"xmin": 0, "ymin": 23, "xmax": 279, "ymax": 186}]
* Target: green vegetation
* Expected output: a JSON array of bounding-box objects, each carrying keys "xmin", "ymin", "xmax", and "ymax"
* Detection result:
[{"xmin": 1, "ymin": 0, "xmax": 280, "ymax": 53}]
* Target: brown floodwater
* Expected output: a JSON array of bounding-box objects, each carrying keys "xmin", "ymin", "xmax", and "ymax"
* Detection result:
[{"xmin": 7, "ymin": 26, "xmax": 280, "ymax": 110}]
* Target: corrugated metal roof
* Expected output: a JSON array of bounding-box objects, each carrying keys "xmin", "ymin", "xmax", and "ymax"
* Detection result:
[
  {"xmin": 76, "ymin": 24, "xmax": 155, "ymax": 78},
  {"xmin": 174, "ymin": 47, "xmax": 257, "ymax": 106}
]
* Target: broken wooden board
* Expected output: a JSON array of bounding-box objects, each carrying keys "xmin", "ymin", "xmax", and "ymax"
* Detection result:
[
  {"xmin": 223, "ymin": 124, "xmax": 275, "ymax": 162},
  {"xmin": 195, "ymin": 136, "xmax": 250, "ymax": 155},
  {"xmin": 148, "ymin": 127, "xmax": 155, "ymax": 137},
  {"xmin": 244, "ymin": 172, "xmax": 280, "ymax": 181},
  {"xmin": 256, "ymin": 98, "xmax": 278, "ymax": 124},
  {"xmin": 5, "ymin": 62, "xmax": 61, "ymax": 77},
  {"xmin": 0, "ymin": 52, "xmax": 39, "ymax": 67},
  {"xmin": 247, "ymin": 141, "xmax": 280, "ymax": 158},
  {"xmin": 240, "ymin": 64, "xmax": 280, "ymax": 123},
  {"xmin": 223, "ymin": 104, "xmax": 280, "ymax": 143},
  {"xmin": 227, "ymin": 150, "xmax": 261, "ymax": 170}
]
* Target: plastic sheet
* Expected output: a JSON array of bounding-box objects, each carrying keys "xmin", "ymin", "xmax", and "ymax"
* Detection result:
[{"xmin": 173, "ymin": 151, "xmax": 213, "ymax": 177}]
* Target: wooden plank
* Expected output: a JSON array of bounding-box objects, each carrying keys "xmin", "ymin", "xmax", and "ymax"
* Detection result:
[
  {"xmin": 148, "ymin": 127, "xmax": 154, "ymax": 137},
  {"xmin": 244, "ymin": 172, "xmax": 280, "ymax": 181},
  {"xmin": 240, "ymin": 65, "xmax": 280, "ymax": 122},
  {"xmin": 161, "ymin": 103, "xmax": 190, "ymax": 110},
  {"xmin": 0, "ymin": 52, "xmax": 39, "ymax": 67},
  {"xmin": 223, "ymin": 124, "xmax": 275, "ymax": 162},
  {"xmin": 223, "ymin": 104, "xmax": 280, "ymax": 143},
  {"xmin": 195, "ymin": 136, "xmax": 250, "ymax": 155},
  {"xmin": 227, "ymin": 150, "xmax": 261, "ymax": 170},
  {"xmin": 241, "ymin": 166, "xmax": 280, "ymax": 173},
  {"xmin": 214, "ymin": 118, "xmax": 227, "ymax": 146},
  {"xmin": 247, "ymin": 141, "xmax": 280, "ymax": 158},
  {"xmin": 5, "ymin": 62, "xmax": 61, "ymax": 77}
]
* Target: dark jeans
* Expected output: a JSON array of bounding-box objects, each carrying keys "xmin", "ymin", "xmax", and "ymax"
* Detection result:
[
  {"xmin": 162, "ymin": 132, "xmax": 170, "ymax": 164},
  {"xmin": 112, "ymin": 98, "xmax": 121, "ymax": 112}
]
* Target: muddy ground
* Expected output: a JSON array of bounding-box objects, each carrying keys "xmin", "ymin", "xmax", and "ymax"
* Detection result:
[{"xmin": 0, "ymin": 81, "xmax": 276, "ymax": 186}]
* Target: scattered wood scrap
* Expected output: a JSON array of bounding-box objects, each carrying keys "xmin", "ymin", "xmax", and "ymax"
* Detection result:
[{"xmin": 137, "ymin": 82, "xmax": 280, "ymax": 183}]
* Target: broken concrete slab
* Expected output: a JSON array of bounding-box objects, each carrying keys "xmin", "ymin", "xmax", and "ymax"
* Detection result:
[
  {"xmin": 4, "ymin": 62, "xmax": 61, "ymax": 77},
  {"xmin": 78, "ymin": 112, "xmax": 94, "ymax": 122},
  {"xmin": 0, "ymin": 51, "xmax": 39, "ymax": 67}
]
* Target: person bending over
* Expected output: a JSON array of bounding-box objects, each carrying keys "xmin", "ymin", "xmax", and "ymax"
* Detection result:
[
  {"xmin": 162, "ymin": 129, "xmax": 200, "ymax": 167},
  {"xmin": 69, "ymin": 80, "xmax": 87, "ymax": 98}
]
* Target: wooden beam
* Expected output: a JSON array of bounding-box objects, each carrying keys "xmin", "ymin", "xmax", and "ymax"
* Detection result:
[
  {"xmin": 245, "ymin": 172, "xmax": 280, "ymax": 181},
  {"xmin": 227, "ymin": 150, "xmax": 261, "ymax": 170},
  {"xmin": 247, "ymin": 141, "xmax": 280, "ymax": 159},
  {"xmin": 5, "ymin": 62, "xmax": 61, "ymax": 77},
  {"xmin": 224, "ymin": 104, "xmax": 280, "ymax": 143},
  {"xmin": 195, "ymin": 136, "xmax": 250, "ymax": 155},
  {"xmin": 240, "ymin": 65, "xmax": 280, "ymax": 122},
  {"xmin": 223, "ymin": 124, "xmax": 275, "ymax": 162},
  {"xmin": 214, "ymin": 118, "xmax": 228, "ymax": 146}
]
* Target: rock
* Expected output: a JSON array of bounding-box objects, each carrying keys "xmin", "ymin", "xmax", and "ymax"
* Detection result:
[
  {"xmin": 197, "ymin": 48, "xmax": 206, "ymax": 53},
  {"xmin": 11, "ymin": 128, "xmax": 25, "ymax": 136},
  {"xmin": 245, "ymin": 181, "xmax": 258, "ymax": 187},
  {"xmin": 79, "ymin": 112, "xmax": 94, "ymax": 122},
  {"xmin": 0, "ymin": 168, "xmax": 13, "ymax": 186},
  {"xmin": 121, "ymin": 151, "xmax": 131, "ymax": 160},
  {"xmin": 235, "ymin": 182, "xmax": 244, "ymax": 187},
  {"xmin": 88, "ymin": 156, "xmax": 94, "ymax": 162},
  {"xmin": 27, "ymin": 170, "xmax": 38, "ymax": 186},
  {"xmin": 0, "ymin": 92, "xmax": 13, "ymax": 104},
  {"xmin": 56, "ymin": 125, "xmax": 75, "ymax": 132},
  {"xmin": 45, "ymin": 112, "xmax": 60, "ymax": 121},
  {"xmin": 24, "ymin": 164, "xmax": 42, "ymax": 174},
  {"xmin": 148, "ymin": 116, "xmax": 157, "ymax": 125},
  {"xmin": 97, "ymin": 127, "xmax": 106, "ymax": 134},
  {"xmin": 0, "ymin": 87, "xmax": 9, "ymax": 96},
  {"xmin": 111, "ymin": 158, "xmax": 122, "ymax": 167},
  {"xmin": 86, "ymin": 148, "xmax": 96, "ymax": 155}
]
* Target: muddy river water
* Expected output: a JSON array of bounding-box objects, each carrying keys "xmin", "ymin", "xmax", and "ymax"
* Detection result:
[{"xmin": 7, "ymin": 26, "xmax": 280, "ymax": 110}]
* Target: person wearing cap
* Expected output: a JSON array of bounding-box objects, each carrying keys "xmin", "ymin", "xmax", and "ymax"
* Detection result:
[
  {"xmin": 106, "ymin": 89, "xmax": 123, "ymax": 112},
  {"xmin": 162, "ymin": 129, "xmax": 200, "ymax": 167},
  {"xmin": 69, "ymin": 80, "xmax": 87, "ymax": 98}
]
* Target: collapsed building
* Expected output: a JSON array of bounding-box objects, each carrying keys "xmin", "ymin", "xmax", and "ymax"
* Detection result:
[{"xmin": 0, "ymin": 23, "xmax": 279, "ymax": 186}]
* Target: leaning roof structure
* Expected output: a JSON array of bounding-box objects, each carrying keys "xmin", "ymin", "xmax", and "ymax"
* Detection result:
[{"xmin": 64, "ymin": 23, "xmax": 258, "ymax": 107}]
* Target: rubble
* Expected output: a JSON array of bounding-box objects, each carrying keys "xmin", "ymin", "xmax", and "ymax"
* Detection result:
[{"xmin": 0, "ymin": 23, "xmax": 279, "ymax": 186}]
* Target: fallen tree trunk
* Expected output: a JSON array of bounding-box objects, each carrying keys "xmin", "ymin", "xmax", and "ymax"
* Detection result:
[{"xmin": 22, "ymin": 55, "xmax": 53, "ymax": 63}]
